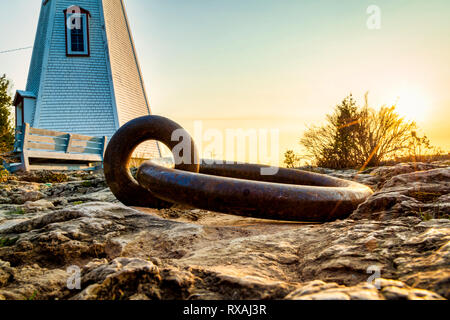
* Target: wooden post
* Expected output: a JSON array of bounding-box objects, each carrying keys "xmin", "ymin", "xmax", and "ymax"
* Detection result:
[
  {"xmin": 13, "ymin": 125, "xmax": 24, "ymax": 153},
  {"xmin": 102, "ymin": 136, "xmax": 108, "ymax": 157},
  {"xmin": 66, "ymin": 134, "xmax": 74, "ymax": 153},
  {"xmin": 20, "ymin": 123, "xmax": 31, "ymax": 171}
]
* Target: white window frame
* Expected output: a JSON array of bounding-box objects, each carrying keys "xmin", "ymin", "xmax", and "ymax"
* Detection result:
[
  {"xmin": 66, "ymin": 12, "xmax": 89, "ymax": 56},
  {"xmin": 16, "ymin": 102, "xmax": 24, "ymax": 127}
]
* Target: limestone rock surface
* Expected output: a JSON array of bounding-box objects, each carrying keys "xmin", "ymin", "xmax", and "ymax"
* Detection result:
[{"xmin": 0, "ymin": 164, "xmax": 448, "ymax": 300}]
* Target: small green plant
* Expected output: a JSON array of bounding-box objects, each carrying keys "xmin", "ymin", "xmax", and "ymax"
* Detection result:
[
  {"xmin": 129, "ymin": 153, "xmax": 147, "ymax": 169},
  {"xmin": 27, "ymin": 290, "xmax": 38, "ymax": 301},
  {"xmin": 284, "ymin": 150, "xmax": 301, "ymax": 168},
  {"xmin": 410, "ymin": 191, "xmax": 442, "ymax": 203},
  {"xmin": 6, "ymin": 208, "xmax": 25, "ymax": 215},
  {"xmin": 81, "ymin": 181, "xmax": 94, "ymax": 188},
  {"xmin": 0, "ymin": 165, "xmax": 9, "ymax": 183},
  {"xmin": 0, "ymin": 237, "xmax": 19, "ymax": 247},
  {"xmin": 43, "ymin": 172, "xmax": 68, "ymax": 183},
  {"xmin": 18, "ymin": 171, "xmax": 69, "ymax": 184},
  {"xmin": 0, "ymin": 75, "xmax": 15, "ymax": 153},
  {"xmin": 420, "ymin": 211, "xmax": 433, "ymax": 221},
  {"xmin": 416, "ymin": 206, "xmax": 449, "ymax": 221},
  {"xmin": 71, "ymin": 201, "xmax": 84, "ymax": 205}
]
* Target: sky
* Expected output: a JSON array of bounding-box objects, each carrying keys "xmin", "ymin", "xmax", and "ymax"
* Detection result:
[{"xmin": 0, "ymin": 0, "xmax": 449, "ymax": 163}]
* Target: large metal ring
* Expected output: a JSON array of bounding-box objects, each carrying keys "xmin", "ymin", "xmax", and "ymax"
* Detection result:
[
  {"xmin": 104, "ymin": 116, "xmax": 373, "ymax": 221},
  {"xmin": 104, "ymin": 115, "xmax": 199, "ymax": 208},
  {"xmin": 136, "ymin": 162, "xmax": 373, "ymax": 221}
]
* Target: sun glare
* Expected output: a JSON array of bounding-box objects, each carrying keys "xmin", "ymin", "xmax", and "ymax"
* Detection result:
[{"xmin": 393, "ymin": 87, "xmax": 432, "ymax": 123}]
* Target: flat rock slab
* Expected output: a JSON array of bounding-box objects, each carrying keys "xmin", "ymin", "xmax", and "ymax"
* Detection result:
[
  {"xmin": 0, "ymin": 201, "xmax": 448, "ymax": 300},
  {"xmin": 0, "ymin": 163, "xmax": 448, "ymax": 300}
]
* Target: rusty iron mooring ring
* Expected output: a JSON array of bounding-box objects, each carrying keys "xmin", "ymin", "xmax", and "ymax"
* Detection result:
[
  {"xmin": 104, "ymin": 116, "xmax": 373, "ymax": 222},
  {"xmin": 104, "ymin": 115, "xmax": 199, "ymax": 208}
]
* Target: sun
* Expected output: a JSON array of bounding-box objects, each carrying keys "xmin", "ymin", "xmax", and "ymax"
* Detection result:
[{"xmin": 393, "ymin": 87, "xmax": 432, "ymax": 123}]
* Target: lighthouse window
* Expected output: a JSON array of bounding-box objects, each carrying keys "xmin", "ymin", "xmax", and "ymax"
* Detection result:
[
  {"xmin": 65, "ymin": 9, "xmax": 90, "ymax": 56},
  {"xmin": 70, "ymin": 17, "xmax": 85, "ymax": 52}
]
